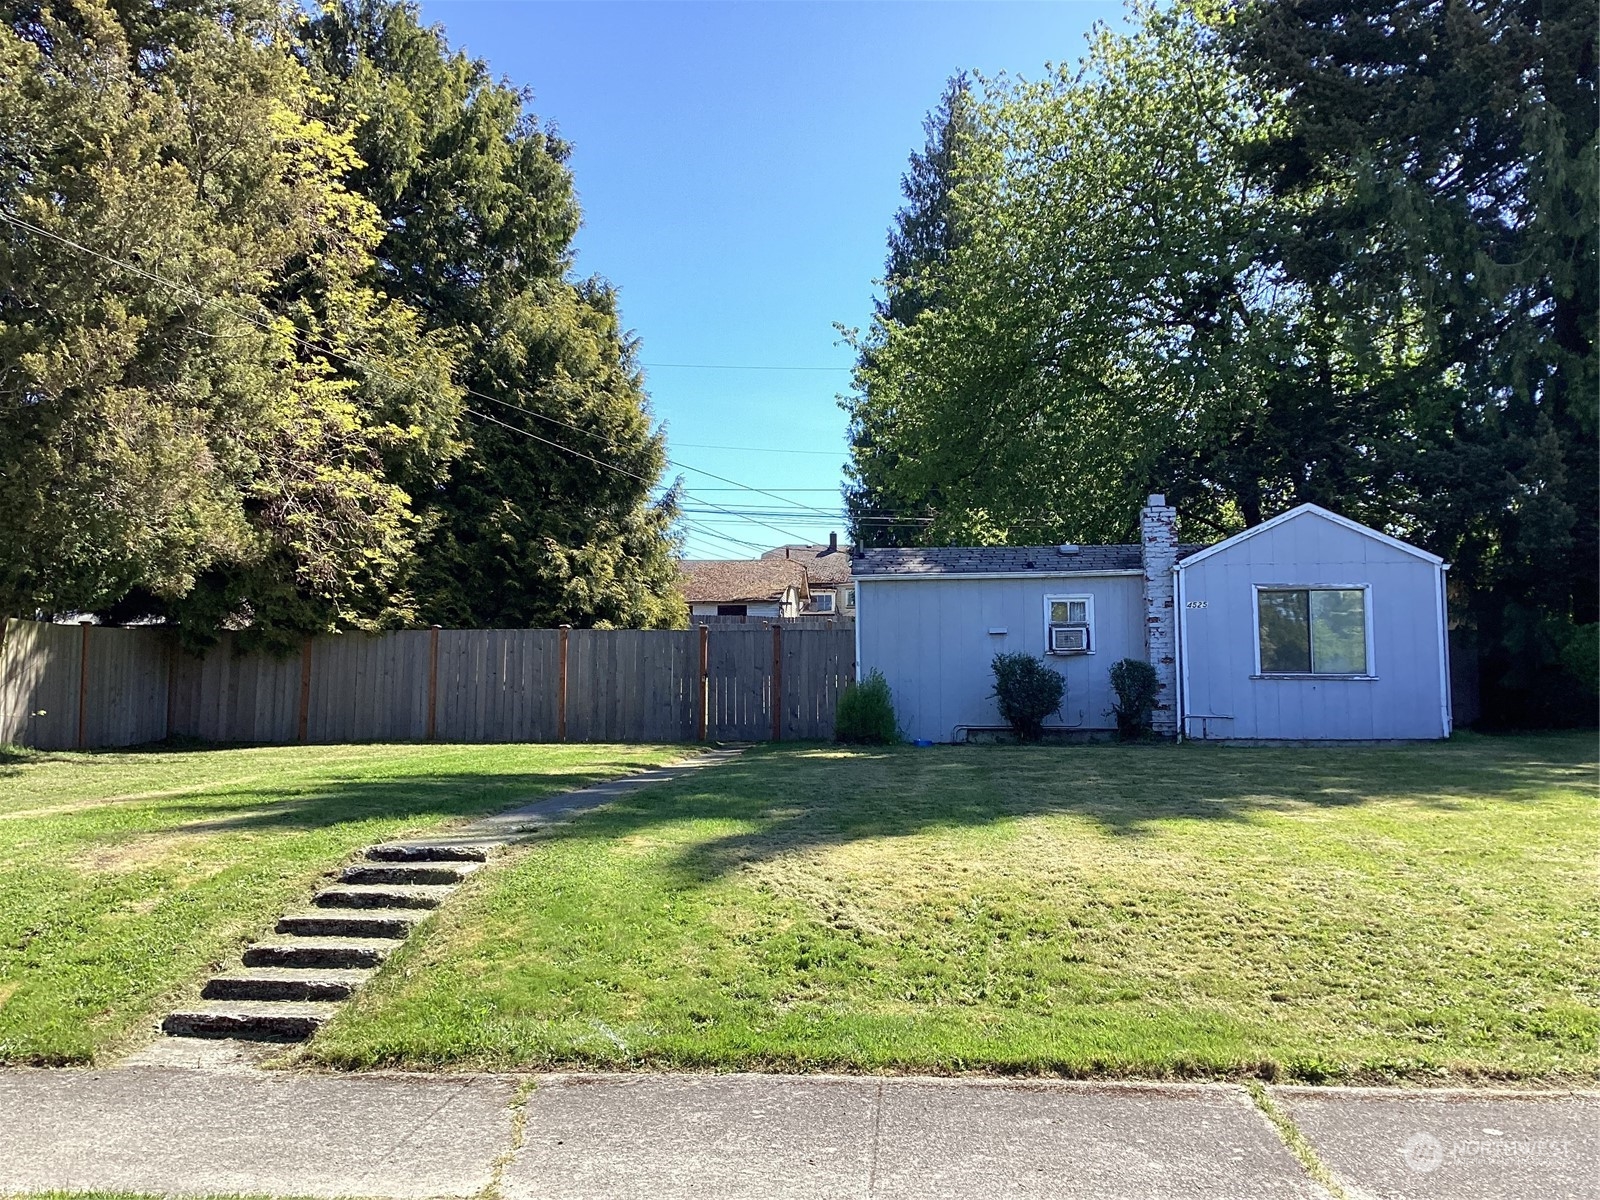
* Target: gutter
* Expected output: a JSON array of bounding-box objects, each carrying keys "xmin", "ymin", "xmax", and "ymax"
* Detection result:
[{"xmin": 852, "ymin": 569, "xmax": 1144, "ymax": 582}]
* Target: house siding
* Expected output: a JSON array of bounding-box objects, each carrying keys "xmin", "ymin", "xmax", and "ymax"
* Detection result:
[
  {"xmin": 858, "ymin": 574, "xmax": 1144, "ymax": 743},
  {"xmin": 1178, "ymin": 510, "xmax": 1448, "ymax": 740}
]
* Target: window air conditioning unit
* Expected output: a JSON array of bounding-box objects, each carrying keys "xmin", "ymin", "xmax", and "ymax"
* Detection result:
[{"xmin": 1050, "ymin": 624, "xmax": 1090, "ymax": 654}]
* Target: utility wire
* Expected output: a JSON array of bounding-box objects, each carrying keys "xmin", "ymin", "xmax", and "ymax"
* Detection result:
[
  {"xmin": 1, "ymin": 207, "xmax": 829, "ymax": 544},
  {"xmin": 641, "ymin": 362, "xmax": 851, "ymax": 372}
]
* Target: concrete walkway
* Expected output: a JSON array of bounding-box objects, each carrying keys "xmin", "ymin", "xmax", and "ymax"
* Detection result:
[{"xmin": 0, "ymin": 1063, "xmax": 1592, "ymax": 1199}]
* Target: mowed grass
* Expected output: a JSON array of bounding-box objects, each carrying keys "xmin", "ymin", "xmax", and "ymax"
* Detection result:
[
  {"xmin": 308, "ymin": 733, "xmax": 1599, "ymax": 1083},
  {"xmin": 0, "ymin": 740, "xmax": 686, "ymax": 1064}
]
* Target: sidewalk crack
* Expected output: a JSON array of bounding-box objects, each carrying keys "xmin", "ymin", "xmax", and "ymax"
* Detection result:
[
  {"xmin": 477, "ymin": 1076, "xmax": 537, "ymax": 1200},
  {"xmin": 1246, "ymin": 1081, "xmax": 1349, "ymax": 1200},
  {"xmin": 866, "ymin": 1079, "xmax": 885, "ymax": 1197}
]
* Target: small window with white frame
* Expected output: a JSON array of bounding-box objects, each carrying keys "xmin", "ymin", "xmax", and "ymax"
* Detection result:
[
  {"xmin": 842, "ymin": 587, "xmax": 856, "ymax": 610},
  {"xmin": 1045, "ymin": 594, "xmax": 1093, "ymax": 654},
  {"xmin": 811, "ymin": 592, "xmax": 835, "ymax": 613}
]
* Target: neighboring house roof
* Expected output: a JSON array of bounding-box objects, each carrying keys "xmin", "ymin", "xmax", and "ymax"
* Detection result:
[
  {"xmin": 854, "ymin": 544, "xmax": 1205, "ymax": 577},
  {"xmin": 1174, "ymin": 503, "xmax": 1444, "ymax": 570},
  {"xmin": 679, "ymin": 558, "xmax": 809, "ymax": 603},
  {"xmin": 761, "ymin": 543, "xmax": 854, "ymax": 585}
]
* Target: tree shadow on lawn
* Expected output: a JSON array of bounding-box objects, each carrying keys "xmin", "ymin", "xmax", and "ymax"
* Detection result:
[
  {"xmin": 547, "ymin": 737, "xmax": 1597, "ymax": 884},
  {"xmin": 29, "ymin": 756, "xmax": 664, "ymax": 842}
]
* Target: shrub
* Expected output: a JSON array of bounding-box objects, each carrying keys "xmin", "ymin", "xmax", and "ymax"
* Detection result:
[
  {"xmin": 990, "ymin": 652, "xmax": 1065, "ymax": 742},
  {"xmin": 1108, "ymin": 657, "xmax": 1161, "ymax": 739},
  {"xmin": 834, "ymin": 670, "xmax": 899, "ymax": 744}
]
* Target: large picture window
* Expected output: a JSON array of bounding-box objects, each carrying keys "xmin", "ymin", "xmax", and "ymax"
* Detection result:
[{"xmin": 1256, "ymin": 588, "xmax": 1369, "ymax": 675}]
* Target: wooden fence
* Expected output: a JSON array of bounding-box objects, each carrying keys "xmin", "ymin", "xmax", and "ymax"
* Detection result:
[{"xmin": 0, "ymin": 619, "xmax": 856, "ymax": 750}]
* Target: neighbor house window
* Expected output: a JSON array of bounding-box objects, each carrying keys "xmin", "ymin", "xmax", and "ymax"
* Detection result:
[
  {"xmin": 1045, "ymin": 594, "xmax": 1094, "ymax": 654},
  {"xmin": 811, "ymin": 592, "xmax": 835, "ymax": 613},
  {"xmin": 842, "ymin": 587, "xmax": 856, "ymax": 610},
  {"xmin": 1256, "ymin": 588, "xmax": 1369, "ymax": 675},
  {"xmin": 716, "ymin": 604, "xmax": 747, "ymax": 617}
]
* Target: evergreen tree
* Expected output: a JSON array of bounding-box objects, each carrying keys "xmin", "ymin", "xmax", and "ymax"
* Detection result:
[
  {"xmin": 301, "ymin": 0, "xmax": 684, "ymax": 629},
  {"xmin": 0, "ymin": 0, "xmax": 459, "ymax": 647}
]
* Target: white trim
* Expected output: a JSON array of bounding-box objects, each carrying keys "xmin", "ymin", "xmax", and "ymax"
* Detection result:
[
  {"xmin": 1175, "ymin": 563, "xmax": 1190, "ymax": 740},
  {"xmin": 1175, "ymin": 504, "xmax": 1444, "ymax": 570},
  {"xmin": 1435, "ymin": 563, "xmax": 1453, "ymax": 737},
  {"xmin": 1251, "ymin": 583, "xmax": 1376, "ymax": 678},
  {"xmin": 853, "ymin": 578, "xmax": 863, "ymax": 683},
  {"xmin": 1044, "ymin": 592, "xmax": 1096, "ymax": 655},
  {"xmin": 852, "ymin": 569, "xmax": 1143, "ymax": 582}
]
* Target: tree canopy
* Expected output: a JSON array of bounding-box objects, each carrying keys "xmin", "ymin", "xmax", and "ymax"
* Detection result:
[{"xmin": 1, "ymin": 0, "xmax": 682, "ymax": 646}]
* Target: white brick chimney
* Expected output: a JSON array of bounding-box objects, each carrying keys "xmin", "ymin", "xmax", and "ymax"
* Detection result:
[{"xmin": 1140, "ymin": 494, "xmax": 1178, "ymax": 736}]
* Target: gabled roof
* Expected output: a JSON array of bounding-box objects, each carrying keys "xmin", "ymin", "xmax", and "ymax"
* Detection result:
[
  {"xmin": 679, "ymin": 558, "xmax": 809, "ymax": 604},
  {"xmin": 1173, "ymin": 503, "xmax": 1444, "ymax": 570},
  {"xmin": 761, "ymin": 543, "xmax": 854, "ymax": 584},
  {"xmin": 855, "ymin": 544, "xmax": 1206, "ymax": 578}
]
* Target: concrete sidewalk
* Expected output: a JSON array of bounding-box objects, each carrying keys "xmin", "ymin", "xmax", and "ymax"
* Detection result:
[{"xmin": 0, "ymin": 1061, "xmax": 1592, "ymax": 1200}]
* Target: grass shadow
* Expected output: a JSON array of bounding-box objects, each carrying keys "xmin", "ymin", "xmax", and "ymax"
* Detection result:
[{"xmin": 539, "ymin": 734, "xmax": 1598, "ymax": 885}]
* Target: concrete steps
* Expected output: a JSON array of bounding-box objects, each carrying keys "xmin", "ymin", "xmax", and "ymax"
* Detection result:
[
  {"xmin": 313, "ymin": 883, "xmax": 455, "ymax": 909},
  {"xmin": 341, "ymin": 860, "xmax": 481, "ymax": 886},
  {"xmin": 276, "ymin": 907, "xmax": 428, "ymax": 940},
  {"xmin": 202, "ymin": 967, "xmax": 372, "ymax": 1002},
  {"xmin": 160, "ymin": 839, "xmax": 495, "ymax": 1043},
  {"xmin": 162, "ymin": 1000, "xmax": 343, "ymax": 1041}
]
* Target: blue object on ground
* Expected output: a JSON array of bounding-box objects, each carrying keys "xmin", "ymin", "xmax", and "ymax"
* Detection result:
[{"xmin": 913, "ymin": 738, "xmax": 934, "ymax": 747}]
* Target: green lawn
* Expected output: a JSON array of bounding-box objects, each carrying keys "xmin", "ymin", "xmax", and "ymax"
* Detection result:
[
  {"xmin": 0, "ymin": 741, "xmax": 687, "ymax": 1064},
  {"xmin": 307, "ymin": 733, "xmax": 1599, "ymax": 1083}
]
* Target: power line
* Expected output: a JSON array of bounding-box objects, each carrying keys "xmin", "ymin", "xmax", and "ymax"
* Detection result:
[
  {"xmin": 641, "ymin": 362, "xmax": 851, "ymax": 372},
  {"xmin": 0, "ymin": 207, "xmax": 825, "ymax": 544},
  {"xmin": 671, "ymin": 444, "xmax": 846, "ymax": 456}
]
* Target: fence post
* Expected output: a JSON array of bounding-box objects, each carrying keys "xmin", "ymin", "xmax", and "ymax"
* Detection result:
[
  {"xmin": 697, "ymin": 624, "xmax": 709, "ymax": 742},
  {"xmin": 426, "ymin": 625, "xmax": 441, "ymax": 741},
  {"xmin": 297, "ymin": 636, "xmax": 313, "ymax": 742},
  {"xmin": 557, "ymin": 625, "xmax": 570, "ymax": 742},
  {"xmin": 76, "ymin": 620, "xmax": 92, "ymax": 749},
  {"xmin": 164, "ymin": 633, "xmax": 179, "ymax": 740},
  {"xmin": 771, "ymin": 622, "xmax": 782, "ymax": 742}
]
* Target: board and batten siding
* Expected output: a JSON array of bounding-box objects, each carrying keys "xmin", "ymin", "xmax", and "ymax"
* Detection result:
[
  {"xmin": 857, "ymin": 574, "xmax": 1144, "ymax": 743},
  {"xmin": 1177, "ymin": 509, "xmax": 1449, "ymax": 740}
]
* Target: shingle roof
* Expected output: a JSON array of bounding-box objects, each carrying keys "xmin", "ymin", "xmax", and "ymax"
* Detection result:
[
  {"xmin": 679, "ymin": 558, "xmax": 809, "ymax": 603},
  {"xmin": 853, "ymin": 544, "xmax": 1207, "ymax": 577},
  {"xmin": 760, "ymin": 544, "xmax": 854, "ymax": 584}
]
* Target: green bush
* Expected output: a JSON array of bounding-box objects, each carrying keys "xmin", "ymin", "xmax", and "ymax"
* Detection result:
[
  {"xmin": 834, "ymin": 670, "xmax": 899, "ymax": 744},
  {"xmin": 1109, "ymin": 657, "xmax": 1161, "ymax": 739},
  {"xmin": 990, "ymin": 652, "xmax": 1065, "ymax": 742}
]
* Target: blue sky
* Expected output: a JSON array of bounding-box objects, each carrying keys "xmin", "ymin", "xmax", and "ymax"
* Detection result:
[{"xmin": 416, "ymin": 0, "xmax": 1129, "ymax": 556}]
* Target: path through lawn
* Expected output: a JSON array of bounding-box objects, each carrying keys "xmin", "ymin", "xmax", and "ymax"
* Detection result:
[
  {"xmin": 309, "ymin": 733, "xmax": 1598, "ymax": 1083},
  {"xmin": 0, "ymin": 741, "xmax": 685, "ymax": 1063}
]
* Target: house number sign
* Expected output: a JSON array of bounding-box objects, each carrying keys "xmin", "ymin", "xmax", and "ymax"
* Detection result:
[{"xmin": 1185, "ymin": 600, "xmax": 1207, "ymax": 609}]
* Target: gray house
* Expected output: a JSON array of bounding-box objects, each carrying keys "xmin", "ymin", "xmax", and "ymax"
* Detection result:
[{"xmin": 854, "ymin": 497, "xmax": 1452, "ymax": 743}]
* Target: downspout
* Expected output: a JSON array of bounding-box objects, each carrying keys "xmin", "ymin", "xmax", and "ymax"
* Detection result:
[
  {"xmin": 1436, "ymin": 563, "xmax": 1453, "ymax": 737},
  {"xmin": 853, "ymin": 577, "xmax": 863, "ymax": 684},
  {"xmin": 1173, "ymin": 563, "xmax": 1186, "ymax": 743}
]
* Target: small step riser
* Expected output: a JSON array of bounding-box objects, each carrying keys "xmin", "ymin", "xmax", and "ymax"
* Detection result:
[
  {"xmin": 277, "ymin": 913, "xmax": 416, "ymax": 939},
  {"xmin": 202, "ymin": 977, "xmax": 358, "ymax": 1003},
  {"xmin": 314, "ymin": 887, "xmax": 445, "ymax": 910},
  {"xmin": 367, "ymin": 845, "xmax": 492, "ymax": 863},
  {"xmin": 162, "ymin": 1012, "xmax": 325, "ymax": 1042},
  {"xmin": 343, "ymin": 864, "xmax": 472, "ymax": 886},
  {"xmin": 243, "ymin": 945, "xmax": 389, "ymax": 970}
]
